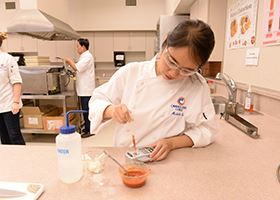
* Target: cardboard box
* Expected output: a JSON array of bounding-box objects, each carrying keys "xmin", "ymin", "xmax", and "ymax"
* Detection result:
[
  {"xmin": 22, "ymin": 107, "xmax": 43, "ymax": 129},
  {"xmin": 21, "ymin": 106, "xmax": 60, "ymax": 129},
  {"xmin": 42, "ymin": 114, "xmax": 79, "ymax": 132},
  {"xmin": 43, "ymin": 116, "xmax": 65, "ymax": 131}
]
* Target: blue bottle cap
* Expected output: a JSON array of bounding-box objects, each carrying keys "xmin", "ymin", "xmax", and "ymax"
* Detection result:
[{"xmin": 60, "ymin": 125, "xmax": 76, "ymax": 134}]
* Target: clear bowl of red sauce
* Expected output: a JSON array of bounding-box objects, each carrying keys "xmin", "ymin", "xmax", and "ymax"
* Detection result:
[{"xmin": 119, "ymin": 163, "xmax": 150, "ymax": 188}]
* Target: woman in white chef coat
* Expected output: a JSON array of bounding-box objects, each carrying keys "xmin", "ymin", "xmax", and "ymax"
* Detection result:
[
  {"xmin": 65, "ymin": 38, "xmax": 95, "ymax": 138},
  {"xmin": 0, "ymin": 32, "xmax": 25, "ymax": 145},
  {"xmin": 89, "ymin": 19, "xmax": 217, "ymax": 161}
]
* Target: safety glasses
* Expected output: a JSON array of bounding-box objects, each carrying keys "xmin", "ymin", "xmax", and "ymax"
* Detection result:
[{"xmin": 163, "ymin": 47, "xmax": 201, "ymax": 76}]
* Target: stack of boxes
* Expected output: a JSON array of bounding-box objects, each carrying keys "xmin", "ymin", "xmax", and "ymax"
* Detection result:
[
  {"xmin": 21, "ymin": 105, "xmax": 64, "ymax": 132},
  {"xmin": 24, "ymin": 56, "xmax": 50, "ymax": 66}
]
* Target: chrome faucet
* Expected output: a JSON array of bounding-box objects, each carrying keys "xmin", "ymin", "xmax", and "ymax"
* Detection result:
[
  {"xmin": 214, "ymin": 72, "xmax": 259, "ymax": 138},
  {"xmin": 215, "ymin": 72, "xmax": 237, "ymax": 103}
]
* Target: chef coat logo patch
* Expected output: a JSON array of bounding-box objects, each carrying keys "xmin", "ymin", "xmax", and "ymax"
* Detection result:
[
  {"xmin": 177, "ymin": 97, "xmax": 185, "ymax": 105},
  {"xmin": 170, "ymin": 97, "xmax": 186, "ymax": 116}
]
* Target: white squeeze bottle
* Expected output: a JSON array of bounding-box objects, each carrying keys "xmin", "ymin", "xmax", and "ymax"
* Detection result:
[
  {"xmin": 244, "ymin": 85, "xmax": 254, "ymax": 113},
  {"xmin": 56, "ymin": 124, "xmax": 83, "ymax": 183}
]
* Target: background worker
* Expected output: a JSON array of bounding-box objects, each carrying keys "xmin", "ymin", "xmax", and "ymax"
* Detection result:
[
  {"xmin": 0, "ymin": 32, "xmax": 25, "ymax": 145},
  {"xmin": 65, "ymin": 38, "xmax": 95, "ymax": 138}
]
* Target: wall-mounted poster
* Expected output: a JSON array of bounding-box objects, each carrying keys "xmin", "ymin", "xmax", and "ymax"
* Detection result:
[
  {"xmin": 227, "ymin": 0, "xmax": 258, "ymax": 49},
  {"xmin": 262, "ymin": 0, "xmax": 280, "ymax": 46}
]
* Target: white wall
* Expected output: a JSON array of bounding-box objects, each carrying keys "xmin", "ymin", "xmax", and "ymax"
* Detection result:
[
  {"xmin": 37, "ymin": 0, "xmax": 69, "ymax": 23},
  {"xmin": 37, "ymin": 0, "xmax": 167, "ymax": 31},
  {"xmin": 165, "ymin": 0, "xmax": 196, "ymax": 15},
  {"xmin": 223, "ymin": 0, "xmax": 280, "ymax": 92},
  {"xmin": 165, "ymin": 0, "xmax": 181, "ymax": 15},
  {"xmin": 189, "ymin": 0, "xmax": 209, "ymax": 22},
  {"xmin": 2, "ymin": 0, "xmax": 167, "ymax": 31},
  {"xmin": 67, "ymin": 0, "xmax": 166, "ymax": 31},
  {"xmin": 19, "ymin": 0, "xmax": 37, "ymax": 9},
  {"xmin": 0, "ymin": 0, "xmax": 19, "ymax": 31}
]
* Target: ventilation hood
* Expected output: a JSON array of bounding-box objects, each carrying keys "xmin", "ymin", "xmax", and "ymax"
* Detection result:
[{"xmin": 7, "ymin": 9, "xmax": 79, "ymax": 40}]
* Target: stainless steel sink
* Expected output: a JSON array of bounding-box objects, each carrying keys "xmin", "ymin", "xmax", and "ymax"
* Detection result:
[
  {"xmin": 213, "ymin": 103, "xmax": 226, "ymax": 114},
  {"xmin": 211, "ymin": 96, "xmax": 259, "ymax": 139},
  {"xmin": 211, "ymin": 96, "xmax": 244, "ymax": 115},
  {"xmin": 225, "ymin": 114, "xmax": 259, "ymax": 138},
  {"xmin": 211, "ymin": 73, "xmax": 259, "ymax": 139},
  {"xmin": 211, "ymin": 96, "xmax": 227, "ymax": 114}
]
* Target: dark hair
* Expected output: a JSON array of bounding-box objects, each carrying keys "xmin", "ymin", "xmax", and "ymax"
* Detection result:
[
  {"xmin": 77, "ymin": 38, "xmax": 90, "ymax": 50},
  {"xmin": 0, "ymin": 39, "xmax": 2, "ymax": 47},
  {"xmin": 165, "ymin": 19, "xmax": 215, "ymax": 66}
]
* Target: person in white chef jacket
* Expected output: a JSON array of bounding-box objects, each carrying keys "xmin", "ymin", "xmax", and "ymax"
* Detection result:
[
  {"xmin": 65, "ymin": 38, "xmax": 95, "ymax": 138},
  {"xmin": 0, "ymin": 32, "xmax": 25, "ymax": 145},
  {"xmin": 89, "ymin": 19, "xmax": 217, "ymax": 161}
]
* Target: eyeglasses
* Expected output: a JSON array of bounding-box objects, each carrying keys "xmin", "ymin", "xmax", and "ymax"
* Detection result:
[{"xmin": 163, "ymin": 47, "xmax": 201, "ymax": 76}]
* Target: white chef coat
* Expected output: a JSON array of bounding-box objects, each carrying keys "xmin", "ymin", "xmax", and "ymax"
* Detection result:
[
  {"xmin": 0, "ymin": 50, "xmax": 22, "ymax": 113},
  {"xmin": 89, "ymin": 56, "xmax": 217, "ymax": 147},
  {"xmin": 75, "ymin": 50, "xmax": 95, "ymax": 96}
]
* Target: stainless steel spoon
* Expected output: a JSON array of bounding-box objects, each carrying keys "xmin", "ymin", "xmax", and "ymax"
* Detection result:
[{"xmin": 103, "ymin": 150, "xmax": 128, "ymax": 173}]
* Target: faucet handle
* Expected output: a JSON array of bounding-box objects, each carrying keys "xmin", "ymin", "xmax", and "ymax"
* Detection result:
[{"xmin": 225, "ymin": 102, "xmax": 237, "ymax": 115}]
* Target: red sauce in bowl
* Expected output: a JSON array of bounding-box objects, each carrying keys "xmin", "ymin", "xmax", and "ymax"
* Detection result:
[{"xmin": 121, "ymin": 167, "xmax": 148, "ymax": 188}]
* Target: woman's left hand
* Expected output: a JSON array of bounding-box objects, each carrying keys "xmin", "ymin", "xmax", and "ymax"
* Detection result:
[
  {"xmin": 150, "ymin": 138, "xmax": 173, "ymax": 161},
  {"xmin": 12, "ymin": 102, "xmax": 20, "ymax": 114}
]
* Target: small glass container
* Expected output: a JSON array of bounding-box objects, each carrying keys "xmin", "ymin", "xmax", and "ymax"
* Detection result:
[
  {"xmin": 119, "ymin": 162, "xmax": 150, "ymax": 188},
  {"xmin": 85, "ymin": 151, "xmax": 107, "ymax": 174}
]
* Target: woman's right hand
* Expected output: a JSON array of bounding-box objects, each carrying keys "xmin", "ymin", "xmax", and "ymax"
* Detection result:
[
  {"xmin": 103, "ymin": 104, "xmax": 133, "ymax": 123},
  {"xmin": 64, "ymin": 57, "xmax": 71, "ymax": 64}
]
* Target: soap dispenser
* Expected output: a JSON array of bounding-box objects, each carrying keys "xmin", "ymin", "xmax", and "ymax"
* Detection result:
[{"xmin": 244, "ymin": 85, "xmax": 254, "ymax": 112}]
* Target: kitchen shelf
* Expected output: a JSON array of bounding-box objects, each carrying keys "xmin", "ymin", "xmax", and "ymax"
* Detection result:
[
  {"xmin": 21, "ymin": 91, "xmax": 76, "ymax": 115},
  {"xmin": 21, "ymin": 91, "xmax": 77, "ymax": 134},
  {"xmin": 21, "ymin": 128, "xmax": 58, "ymax": 134}
]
